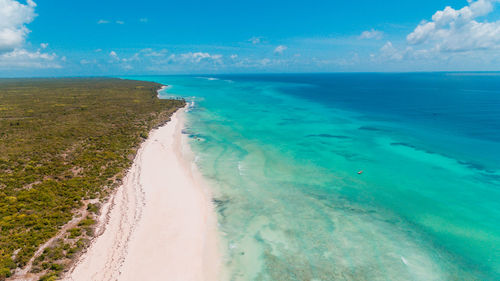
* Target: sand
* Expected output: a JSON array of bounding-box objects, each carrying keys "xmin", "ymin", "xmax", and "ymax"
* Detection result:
[{"xmin": 65, "ymin": 109, "xmax": 221, "ymax": 281}]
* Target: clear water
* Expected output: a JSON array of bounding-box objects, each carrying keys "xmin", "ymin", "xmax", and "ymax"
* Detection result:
[{"xmin": 124, "ymin": 74, "xmax": 500, "ymax": 280}]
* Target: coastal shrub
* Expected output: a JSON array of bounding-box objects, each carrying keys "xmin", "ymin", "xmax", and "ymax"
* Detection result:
[
  {"xmin": 38, "ymin": 272, "xmax": 57, "ymax": 281},
  {"xmin": 78, "ymin": 217, "xmax": 95, "ymax": 226},
  {"xmin": 0, "ymin": 268, "xmax": 11, "ymax": 279},
  {"xmin": 86, "ymin": 203, "xmax": 98, "ymax": 214},
  {"xmin": 49, "ymin": 263, "xmax": 63, "ymax": 272},
  {"xmin": 68, "ymin": 228, "xmax": 82, "ymax": 239}
]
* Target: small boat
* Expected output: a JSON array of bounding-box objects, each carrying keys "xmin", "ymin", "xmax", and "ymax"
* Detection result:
[{"xmin": 357, "ymin": 170, "xmax": 363, "ymax": 175}]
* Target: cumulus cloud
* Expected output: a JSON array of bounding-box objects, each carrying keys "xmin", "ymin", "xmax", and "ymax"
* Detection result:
[
  {"xmin": 377, "ymin": 40, "xmax": 437, "ymax": 62},
  {"xmin": 109, "ymin": 50, "xmax": 119, "ymax": 61},
  {"xmin": 140, "ymin": 48, "xmax": 167, "ymax": 57},
  {"xmin": 407, "ymin": 0, "xmax": 500, "ymax": 52},
  {"xmin": 0, "ymin": 0, "xmax": 37, "ymax": 52},
  {"xmin": 0, "ymin": 0, "xmax": 61, "ymax": 70},
  {"xmin": 0, "ymin": 48, "xmax": 60, "ymax": 68},
  {"xmin": 101, "ymin": 50, "xmax": 139, "ymax": 70},
  {"xmin": 380, "ymin": 41, "xmax": 404, "ymax": 60},
  {"xmin": 95, "ymin": 49, "xmax": 224, "ymax": 72},
  {"xmin": 372, "ymin": 0, "xmax": 500, "ymax": 68},
  {"xmin": 97, "ymin": 19, "xmax": 109, "ymax": 24},
  {"xmin": 115, "ymin": 20, "xmax": 124, "ymax": 25},
  {"xmin": 180, "ymin": 52, "xmax": 223, "ymax": 63},
  {"xmin": 260, "ymin": 58, "xmax": 271, "ymax": 65},
  {"xmin": 359, "ymin": 29, "xmax": 383, "ymax": 40},
  {"xmin": 274, "ymin": 45, "xmax": 287, "ymax": 55}
]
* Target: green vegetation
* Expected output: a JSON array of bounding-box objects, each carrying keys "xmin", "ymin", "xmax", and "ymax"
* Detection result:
[{"xmin": 0, "ymin": 78, "xmax": 184, "ymax": 279}]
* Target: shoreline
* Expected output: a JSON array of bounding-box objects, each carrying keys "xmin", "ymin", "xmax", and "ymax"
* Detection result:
[
  {"xmin": 64, "ymin": 108, "xmax": 222, "ymax": 280},
  {"xmin": 157, "ymin": 85, "xmax": 167, "ymax": 98}
]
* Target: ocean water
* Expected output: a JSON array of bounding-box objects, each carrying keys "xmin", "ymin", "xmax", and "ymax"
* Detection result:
[{"xmin": 125, "ymin": 74, "xmax": 500, "ymax": 280}]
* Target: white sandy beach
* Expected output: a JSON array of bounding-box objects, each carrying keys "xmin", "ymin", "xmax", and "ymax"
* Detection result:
[{"xmin": 65, "ymin": 109, "xmax": 221, "ymax": 281}]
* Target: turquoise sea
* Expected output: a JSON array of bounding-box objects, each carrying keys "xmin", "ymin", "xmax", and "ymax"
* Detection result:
[{"xmin": 125, "ymin": 74, "xmax": 500, "ymax": 280}]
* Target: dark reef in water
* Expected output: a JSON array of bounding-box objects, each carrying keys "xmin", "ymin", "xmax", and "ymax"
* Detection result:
[
  {"xmin": 358, "ymin": 126, "xmax": 389, "ymax": 132},
  {"xmin": 391, "ymin": 142, "xmax": 499, "ymax": 176},
  {"xmin": 306, "ymin": 134, "xmax": 351, "ymax": 139},
  {"xmin": 457, "ymin": 160, "xmax": 495, "ymax": 174},
  {"xmin": 212, "ymin": 197, "xmax": 230, "ymax": 219},
  {"xmin": 390, "ymin": 142, "xmax": 419, "ymax": 150}
]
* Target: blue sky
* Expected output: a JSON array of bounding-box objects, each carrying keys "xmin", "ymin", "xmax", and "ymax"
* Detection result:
[{"xmin": 1, "ymin": 0, "xmax": 500, "ymax": 76}]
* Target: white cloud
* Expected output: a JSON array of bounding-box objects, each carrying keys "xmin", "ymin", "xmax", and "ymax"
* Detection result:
[
  {"xmin": 180, "ymin": 52, "xmax": 223, "ymax": 63},
  {"xmin": 407, "ymin": 0, "xmax": 500, "ymax": 52},
  {"xmin": 102, "ymin": 50, "xmax": 139, "ymax": 70},
  {"xmin": 380, "ymin": 41, "xmax": 404, "ymax": 60},
  {"xmin": 260, "ymin": 58, "xmax": 271, "ymax": 65},
  {"xmin": 0, "ymin": 1, "xmax": 61, "ymax": 70},
  {"xmin": 376, "ymin": 40, "xmax": 439, "ymax": 64},
  {"xmin": 181, "ymin": 52, "xmax": 209, "ymax": 62},
  {"xmin": 109, "ymin": 50, "xmax": 119, "ymax": 61},
  {"xmin": 96, "ymin": 49, "xmax": 224, "ymax": 72},
  {"xmin": 230, "ymin": 54, "xmax": 238, "ymax": 59},
  {"xmin": 80, "ymin": 59, "xmax": 96, "ymax": 65},
  {"xmin": 359, "ymin": 29, "xmax": 383, "ymax": 40},
  {"xmin": 371, "ymin": 0, "xmax": 500, "ymax": 68},
  {"xmin": 140, "ymin": 48, "xmax": 167, "ymax": 57},
  {"xmin": 274, "ymin": 45, "xmax": 287, "ymax": 54},
  {"xmin": 249, "ymin": 36, "xmax": 263, "ymax": 44},
  {"xmin": 0, "ymin": 0, "xmax": 37, "ymax": 52},
  {"xmin": 98, "ymin": 19, "xmax": 125, "ymax": 25},
  {"xmin": 0, "ymin": 48, "xmax": 60, "ymax": 69}
]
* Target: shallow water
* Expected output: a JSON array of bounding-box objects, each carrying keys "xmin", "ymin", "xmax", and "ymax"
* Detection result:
[{"xmin": 125, "ymin": 74, "xmax": 500, "ymax": 280}]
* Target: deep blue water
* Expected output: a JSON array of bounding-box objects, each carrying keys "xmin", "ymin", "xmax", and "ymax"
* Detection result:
[
  {"xmin": 126, "ymin": 73, "xmax": 500, "ymax": 280},
  {"xmin": 217, "ymin": 73, "xmax": 500, "ymax": 163}
]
